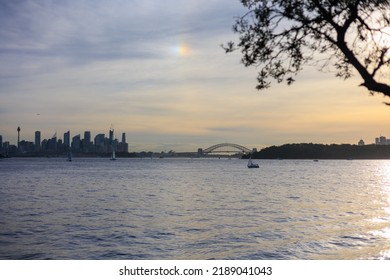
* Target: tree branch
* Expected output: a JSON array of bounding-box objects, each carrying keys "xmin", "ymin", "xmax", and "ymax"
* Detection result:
[{"xmin": 226, "ymin": 0, "xmax": 390, "ymax": 100}]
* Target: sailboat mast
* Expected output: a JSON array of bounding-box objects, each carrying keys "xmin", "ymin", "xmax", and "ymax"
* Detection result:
[{"xmin": 109, "ymin": 125, "xmax": 116, "ymax": 160}]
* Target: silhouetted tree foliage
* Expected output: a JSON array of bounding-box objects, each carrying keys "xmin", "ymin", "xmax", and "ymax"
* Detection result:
[
  {"xmin": 224, "ymin": 0, "xmax": 390, "ymax": 102},
  {"xmin": 250, "ymin": 143, "xmax": 390, "ymax": 159}
]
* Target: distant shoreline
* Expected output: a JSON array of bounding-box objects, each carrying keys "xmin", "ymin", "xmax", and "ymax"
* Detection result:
[
  {"xmin": 4, "ymin": 143, "xmax": 390, "ymax": 160},
  {"xmin": 248, "ymin": 143, "xmax": 390, "ymax": 160}
]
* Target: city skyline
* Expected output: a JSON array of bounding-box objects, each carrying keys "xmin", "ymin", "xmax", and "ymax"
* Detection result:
[
  {"xmin": 1, "ymin": 1, "xmax": 390, "ymax": 152},
  {"xmin": 0, "ymin": 126, "xmax": 129, "ymax": 155},
  {"xmin": 1, "ymin": 125, "xmax": 390, "ymax": 154}
]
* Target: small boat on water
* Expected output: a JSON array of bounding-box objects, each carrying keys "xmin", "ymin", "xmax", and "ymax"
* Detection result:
[
  {"xmin": 110, "ymin": 149, "xmax": 116, "ymax": 161},
  {"xmin": 247, "ymin": 157, "xmax": 259, "ymax": 168},
  {"xmin": 67, "ymin": 149, "xmax": 72, "ymax": 162}
]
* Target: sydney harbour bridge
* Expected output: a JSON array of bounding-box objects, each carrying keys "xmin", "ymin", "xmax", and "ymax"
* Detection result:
[{"xmin": 197, "ymin": 143, "xmax": 255, "ymax": 157}]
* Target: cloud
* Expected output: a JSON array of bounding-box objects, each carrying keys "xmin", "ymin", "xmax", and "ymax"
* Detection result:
[
  {"xmin": 2, "ymin": 1, "xmax": 389, "ymax": 151},
  {"xmin": 0, "ymin": 0, "xmax": 246, "ymax": 92},
  {"xmin": 0, "ymin": 0, "xmax": 243, "ymax": 62}
]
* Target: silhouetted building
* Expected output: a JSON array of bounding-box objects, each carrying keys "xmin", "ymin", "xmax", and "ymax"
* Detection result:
[
  {"xmin": 118, "ymin": 132, "xmax": 128, "ymax": 152},
  {"xmin": 4, "ymin": 142, "xmax": 16, "ymax": 155},
  {"xmin": 358, "ymin": 139, "xmax": 365, "ymax": 146},
  {"xmin": 72, "ymin": 134, "xmax": 81, "ymax": 152},
  {"xmin": 83, "ymin": 131, "xmax": 92, "ymax": 153},
  {"xmin": 108, "ymin": 128, "xmax": 116, "ymax": 152},
  {"xmin": 19, "ymin": 140, "xmax": 34, "ymax": 153},
  {"xmin": 375, "ymin": 136, "xmax": 390, "ymax": 145},
  {"xmin": 35, "ymin": 131, "xmax": 41, "ymax": 151},
  {"xmin": 109, "ymin": 129, "xmax": 114, "ymax": 143},
  {"xmin": 51, "ymin": 132, "xmax": 57, "ymax": 152},
  {"xmin": 57, "ymin": 139, "xmax": 63, "ymax": 150},
  {"xmin": 44, "ymin": 137, "xmax": 57, "ymax": 153},
  {"xmin": 41, "ymin": 139, "xmax": 48, "ymax": 152},
  {"xmin": 94, "ymin": 134, "xmax": 106, "ymax": 153},
  {"xmin": 64, "ymin": 131, "xmax": 70, "ymax": 148},
  {"xmin": 2, "ymin": 128, "xmax": 131, "ymax": 156}
]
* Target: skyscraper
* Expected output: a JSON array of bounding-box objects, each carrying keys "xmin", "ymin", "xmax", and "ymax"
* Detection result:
[
  {"xmin": 120, "ymin": 132, "xmax": 128, "ymax": 153},
  {"xmin": 83, "ymin": 131, "xmax": 92, "ymax": 153},
  {"xmin": 72, "ymin": 134, "xmax": 81, "ymax": 152},
  {"xmin": 35, "ymin": 131, "xmax": 41, "ymax": 151},
  {"xmin": 109, "ymin": 128, "xmax": 115, "ymax": 152},
  {"xmin": 94, "ymin": 134, "xmax": 105, "ymax": 153},
  {"xmin": 64, "ymin": 131, "xmax": 70, "ymax": 148},
  {"xmin": 109, "ymin": 128, "xmax": 114, "ymax": 143}
]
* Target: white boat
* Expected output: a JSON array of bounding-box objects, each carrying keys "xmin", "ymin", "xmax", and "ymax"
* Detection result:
[
  {"xmin": 247, "ymin": 157, "xmax": 259, "ymax": 168},
  {"xmin": 110, "ymin": 149, "xmax": 116, "ymax": 161}
]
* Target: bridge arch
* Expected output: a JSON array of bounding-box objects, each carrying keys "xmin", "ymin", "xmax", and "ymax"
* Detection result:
[{"xmin": 202, "ymin": 143, "xmax": 252, "ymax": 154}]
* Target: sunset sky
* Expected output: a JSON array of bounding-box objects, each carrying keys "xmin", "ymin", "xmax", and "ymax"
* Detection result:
[{"xmin": 1, "ymin": 0, "xmax": 390, "ymax": 152}]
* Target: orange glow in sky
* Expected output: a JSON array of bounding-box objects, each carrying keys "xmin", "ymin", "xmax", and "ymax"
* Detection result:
[{"xmin": 1, "ymin": 1, "xmax": 390, "ymax": 152}]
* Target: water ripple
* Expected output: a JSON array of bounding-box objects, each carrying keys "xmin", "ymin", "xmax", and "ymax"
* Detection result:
[{"xmin": 1, "ymin": 158, "xmax": 390, "ymax": 259}]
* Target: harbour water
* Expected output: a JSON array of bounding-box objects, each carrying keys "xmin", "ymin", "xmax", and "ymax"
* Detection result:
[{"xmin": 1, "ymin": 157, "xmax": 390, "ymax": 260}]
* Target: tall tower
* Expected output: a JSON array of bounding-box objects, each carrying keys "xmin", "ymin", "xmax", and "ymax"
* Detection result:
[
  {"xmin": 35, "ymin": 131, "xmax": 41, "ymax": 151},
  {"xmin": 17, "ymin": 126, "xmax": 21, "ymax": 150},
  {"xmin": 109, "ymin": 128, "xmax": 114, "ymax": 143},
  {"xmin": 84, "ymin": 131, "xmax": 91, "ymax": 153},
  {"xmin": 64, "ymin": 131, "xmax": 70, "ymax": 148},
  {"xmin": 121, "ymin": 132, "xmax": 128, "ymax": 153},
  {"xmin": 109, "ymin": 127, "xmax": 114, "ymax": 152}
]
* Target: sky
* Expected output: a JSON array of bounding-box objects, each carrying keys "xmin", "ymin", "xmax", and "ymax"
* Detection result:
[{"xmin": 1, "ymin": 0, "xmax": 390, "ymax": 152}]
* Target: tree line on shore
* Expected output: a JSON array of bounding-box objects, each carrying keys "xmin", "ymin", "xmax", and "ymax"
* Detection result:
[{"xmin": 249, "ymin": 143, "xmax": 390, "ymax": 159}]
